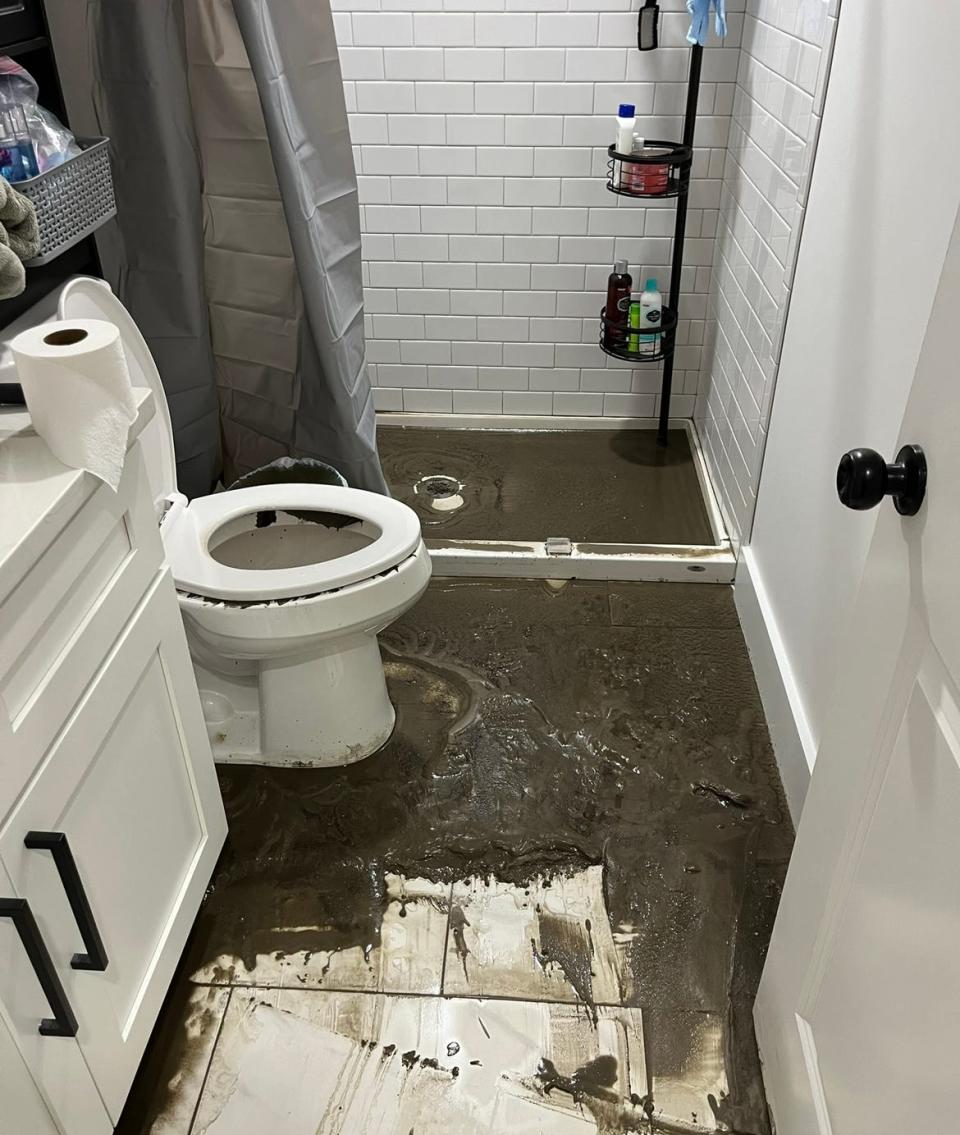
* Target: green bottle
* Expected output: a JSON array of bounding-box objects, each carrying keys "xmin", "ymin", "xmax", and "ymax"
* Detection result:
[{"xmin": 628, "ymin": 300, "xmax": 641, "ymax": 352}]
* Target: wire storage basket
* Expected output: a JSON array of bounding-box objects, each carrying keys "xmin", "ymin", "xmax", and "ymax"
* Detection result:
[
  {"xmin": 599, "ymin": 302, "xmax": 677, "ymax": 363},
  {"xmin": 16, "ymin": 137, "xmax": 116, "ymax": 267},
  {"xmin": 606, "ymin": 140, "xmax": 692, "ymax": 199}
]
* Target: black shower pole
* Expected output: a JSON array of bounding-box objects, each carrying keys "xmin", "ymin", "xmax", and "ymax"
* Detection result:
[{"xmin": 657, "ymin": 43, "xmax": 703, "ymax": 446}]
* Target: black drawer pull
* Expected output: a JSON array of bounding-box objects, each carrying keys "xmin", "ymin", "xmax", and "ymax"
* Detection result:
[
  {"xmin": 24, "ymin": 832, "xmax": 108, "ymax": 972},
  {"xmin": 0, "ymin": 898, "xmax": 78, "ymax": 1037}
]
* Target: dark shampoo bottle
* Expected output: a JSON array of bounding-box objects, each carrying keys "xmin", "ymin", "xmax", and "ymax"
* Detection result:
[{"xmin": 605, "ymin": 260, "xmax": 632, "ymax": 348}]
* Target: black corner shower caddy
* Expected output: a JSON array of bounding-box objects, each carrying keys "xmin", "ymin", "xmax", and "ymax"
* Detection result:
[{"xmin": 598, "ymin": 44, "xmax": 704, "ymax": 446}]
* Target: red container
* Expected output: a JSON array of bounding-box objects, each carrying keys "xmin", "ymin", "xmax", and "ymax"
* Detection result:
[{"xmin": 623, "ymin": 146, "xmax": 671, "ymax": 195}]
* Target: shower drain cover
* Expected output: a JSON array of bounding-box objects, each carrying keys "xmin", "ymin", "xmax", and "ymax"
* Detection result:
[{"xmin": 413, "ymin": 474, "xmax": 465, "ymax": 512}]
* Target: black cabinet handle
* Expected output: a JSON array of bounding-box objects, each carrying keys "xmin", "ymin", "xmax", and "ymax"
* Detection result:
[
  {"xmin": 24, "ymin": 832, "xmax": 108, "ymax": 972},
  {"xmin": 0, "ymin": 898, "xmax": 78, "ymax": 1037},
  {"xmin": 836, "ymin": 444, "xmax": 927, "ymax": 516}
]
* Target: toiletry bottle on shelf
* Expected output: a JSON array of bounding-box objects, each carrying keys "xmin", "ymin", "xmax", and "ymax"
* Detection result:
[
  {"xmin": 629, "ymin": 300, "xmax": 641, "ymax": 353},
  {"xmin": 613, "ymin": 104, "xmax": 635, "ymax": 188},
  {"xmin": 639, "ymin": 277, "xmax": 662, "ymax": 357},
  {"xmin": 604, "ymin": 260, "xmax": 632, "ymax": 349}
]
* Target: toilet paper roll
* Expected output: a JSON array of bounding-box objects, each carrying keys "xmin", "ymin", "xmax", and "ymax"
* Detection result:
[{"xmin": 11, "ymin": 318, "xmax": 138, "ymax": 490}]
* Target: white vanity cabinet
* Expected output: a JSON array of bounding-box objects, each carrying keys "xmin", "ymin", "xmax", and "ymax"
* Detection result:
[{"xmin": 0, "ymin": 394, "xmax": 227, "ymax": 1133}]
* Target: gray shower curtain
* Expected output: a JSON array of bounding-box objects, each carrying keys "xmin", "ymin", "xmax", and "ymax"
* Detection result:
[{"xmin": 90, "ymin": 0, "xmax": 385, "ymax": 496}]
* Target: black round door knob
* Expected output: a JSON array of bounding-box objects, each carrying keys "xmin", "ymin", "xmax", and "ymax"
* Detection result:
[{"xmin": 836, "ymin": 444, "xmax": 927, "ymax": 516}]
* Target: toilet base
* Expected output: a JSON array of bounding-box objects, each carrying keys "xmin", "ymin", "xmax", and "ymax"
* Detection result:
[
  {"xmin": 190, "ymin": 633, "xmax": 396, "ymax": 767},
  {"xmin": 259, "ymin": 633, "xmax": 395, "ymax": 765},
  {"xmin": 178, "ymin": 540, "xmax": 432, "ymax": 767}
]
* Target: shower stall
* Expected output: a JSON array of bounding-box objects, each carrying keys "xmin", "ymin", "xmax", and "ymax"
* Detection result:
[
  {"xmin": 369, "ymin": 37, "xmax": 732, "ymax": 581},
  {"xmin": 340, "ymin": 0, "xmax": 840, "ymax": 582}
]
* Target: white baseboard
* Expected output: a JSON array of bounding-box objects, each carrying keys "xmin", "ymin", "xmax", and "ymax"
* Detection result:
[{"xmin": 735, "ymin": 546, "xmax": 816, "ymax": 822}]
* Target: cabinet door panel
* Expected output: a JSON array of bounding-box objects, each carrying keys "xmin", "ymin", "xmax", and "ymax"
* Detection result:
[
  {"xmin": 0, "ymin": 443, "xmax": 161, "ymax": 818},
  {"xmin": 0, "ymin": 862, "xmax": 110, "ymax": 1135},
  {"xmin": 0, "ymin": 571, "xmax": 226, "ymax": 1122}
]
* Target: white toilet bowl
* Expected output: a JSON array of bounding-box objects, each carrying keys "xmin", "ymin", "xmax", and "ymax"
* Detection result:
[
  {"xmin": 57, "ymin": 277, "xmax": 431, "ymax": 767},
  {"xmin": 166, "ymin": 484, "xmax": 431, "ymax": 764}
]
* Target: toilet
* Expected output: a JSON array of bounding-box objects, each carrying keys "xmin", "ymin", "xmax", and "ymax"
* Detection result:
[{"xmin": 58, "ymin": 277, "xmax": 432, "ymax": 766}]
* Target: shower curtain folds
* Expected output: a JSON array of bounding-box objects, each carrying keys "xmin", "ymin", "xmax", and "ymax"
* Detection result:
[{"xmin": 93, "ymin": 0, "xmax": 385, "ymax": 495}]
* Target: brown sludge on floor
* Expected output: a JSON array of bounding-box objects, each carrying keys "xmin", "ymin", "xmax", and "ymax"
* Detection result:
[
  {"xmin": 379, "ymin": 427, "xmax": 715, "ymax": 545},
  {"xmin": 118, "ymin": 579, "xmax": 792, "ymax": 1135}
]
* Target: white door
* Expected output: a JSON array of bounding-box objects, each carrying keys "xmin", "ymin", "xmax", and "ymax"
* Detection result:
[
  {"xmin": 0, "ymin": 572, "xmax": 227, "ymax": 1125},
  {"xmin": 754, "ymin": 198, "xmax": 960, "ymax": 1127}
]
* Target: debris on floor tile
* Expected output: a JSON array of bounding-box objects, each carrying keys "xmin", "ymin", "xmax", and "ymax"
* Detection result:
[
  {"xmin": 444, "ymin": 867, "xmax": 621, "ymax": 1013},
  {"xmin": 189, "ymin": 875, "xmax": 450, "ymax": 994},
  {"xmin": 191, "ymin": 991, "xmax": 704, "ymax": 1135}
]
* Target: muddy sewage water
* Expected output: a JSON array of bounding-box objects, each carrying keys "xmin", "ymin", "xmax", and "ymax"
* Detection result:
[
  {"xmin": 378, "ymin": 427, "xmax": 715, "ymax": 545},
  {"xmin": 126, "ymin": 579, "xmax": 792, "ymax": 1134}
]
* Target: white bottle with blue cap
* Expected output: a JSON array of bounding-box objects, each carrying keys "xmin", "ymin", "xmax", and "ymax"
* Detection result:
[
  {"xmin": 614, "ymin": 103, "xmax": 636, "ymax": 188},
  {"xmin": 639, "ymin": 277, "xmax": 662, "ymax": 357}
]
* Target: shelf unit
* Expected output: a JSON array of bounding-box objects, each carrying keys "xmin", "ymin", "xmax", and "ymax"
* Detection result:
[
  {"xmin": 0, "ymin": 0, "xmax": 106, "ymax": 405},
  {"xmin": 599, "ymin": 44, "xmax": 704, "ymax": 446}
]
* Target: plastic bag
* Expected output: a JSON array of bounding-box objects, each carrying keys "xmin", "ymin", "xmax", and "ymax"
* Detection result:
[
  {"xmin": 0, "ymin": 56, "xmax": 81, "ymax": 179},
  {"xmin": 228, "ymin": 456, "xmax": 349, "ymax": 526},
  {"xmin": 228, "ymin": 456, "xmax": 347, "ymax": 491}
]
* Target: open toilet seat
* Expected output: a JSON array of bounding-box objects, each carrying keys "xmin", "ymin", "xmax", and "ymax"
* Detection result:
[{"xmin": 163, "ymin": 483, "xmax": 422, "ymax": 603}]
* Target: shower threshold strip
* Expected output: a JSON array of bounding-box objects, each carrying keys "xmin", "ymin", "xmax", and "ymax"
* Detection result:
[{"xmin": 377, "ymin": 414, "xmax": 735, "ymax": 583}]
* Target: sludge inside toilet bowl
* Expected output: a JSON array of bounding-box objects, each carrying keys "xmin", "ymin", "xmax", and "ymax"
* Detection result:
[{"xmin": 207, "ymin": 508, "xmax": 381, "ymax": 572}]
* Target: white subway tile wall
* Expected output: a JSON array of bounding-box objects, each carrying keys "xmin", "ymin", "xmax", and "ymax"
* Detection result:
[
  {"xmin": 695, "ymin": 0, "xmax": 840, "ymax": 548},
  {"xmin": 333, "ymin": 0, "xmax": 745, "ymax": 419}
]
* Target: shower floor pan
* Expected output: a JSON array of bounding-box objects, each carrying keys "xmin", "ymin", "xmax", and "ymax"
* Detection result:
[{"xmin": 377, "ymin": 414, "xmax": 734, "ymax": 582}]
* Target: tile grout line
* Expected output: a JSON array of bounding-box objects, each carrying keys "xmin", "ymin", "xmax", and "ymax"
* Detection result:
[
  {"xmin": 187, "ymin": 986, "xmax": 233, "ymax": 1135},
  {"xmin": 438, "ymin": 879, "xmax": 454, "ymax": 995},
  {"xmin": 188, "ymin": 979, "xmax": 720, "ymax": 1017},
  {"xmin": 638, "ymin": 998, "xmax": 655, "ymax": 1104}
]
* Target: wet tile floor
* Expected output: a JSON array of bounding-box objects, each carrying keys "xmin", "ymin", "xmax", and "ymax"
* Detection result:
[
  {"xmin": 378, "ymin": 427, "xmax": 715, "ymax": 546},
  {"xmin": 118, "ymin": 579, "xmax": 792, "ymax": 1135}
]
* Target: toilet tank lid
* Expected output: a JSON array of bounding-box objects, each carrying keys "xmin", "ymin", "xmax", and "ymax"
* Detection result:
[{"xmin": 58, "ymin": 277, "xmax": 178, "ymax": 512}]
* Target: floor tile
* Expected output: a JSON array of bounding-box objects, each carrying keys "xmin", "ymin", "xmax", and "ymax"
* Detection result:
[
  {"xmin": 192, "ymin": 990, "xmax": 680, "ymax": 1134},
  {"xmin": 190, "ymin": 875, "xmax": 449, "ymax": 995},
  {"xmin": 644, "ymin": 1009, "xmax": 728, "ymax": 1131},
  {"xmin": 608, "ymin": 580, "xmax": 739, "ymax": 629},
  {"xmin": 442, "ymin": 866, "xmax": 622, "ymax": 1008},
  {"xmin": 115, "ymin": 984, "xmax": 229, "ymax": 1135},
  {"xmin": 390, "ymin": 576, "xmax": 613, "ymax": 630}
]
